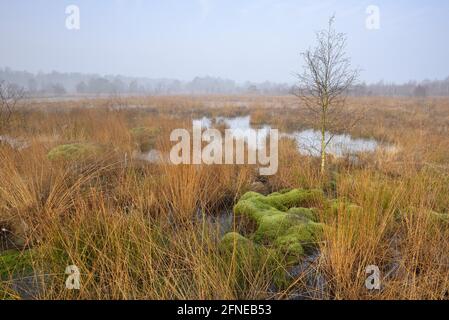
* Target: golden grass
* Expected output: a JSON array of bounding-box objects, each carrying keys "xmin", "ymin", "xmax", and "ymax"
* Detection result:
[{"xmin": 0, "ymin": 95, "xmax": 448, "ymax": 300}]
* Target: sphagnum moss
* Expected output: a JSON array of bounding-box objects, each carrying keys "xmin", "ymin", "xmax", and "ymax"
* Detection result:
[
  {"xmin": 47, "ymin": 143, "xmax": 101, "ymax": 161},
  {"xmin": 222, "ymin": 189, "xmax": 327, "ymax": 266}
]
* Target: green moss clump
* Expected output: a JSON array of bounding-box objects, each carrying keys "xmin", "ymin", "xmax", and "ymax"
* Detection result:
[
  {"xmin": 219, "ymin": 232, "xmax": 282, "ymax": 293},
  {"xmin": 219, "ymin": 232, "xmax": 269, "ymax": 263},
  {"xmin": 130, "ymin": 127, "xmax": 161, "ymax": 152},
  {"xmin": 264, "ymin": 188, "xmax": 324, "ymax": 210},
  {"xmin": 228, "ymin": 189, "xmax": 326, "ymax": 265},
  {"xmin": 234, "ymin": 196, "xmax": 282, "ymax": 222},
  {"xmin": 253, "ymin": 213, "xmax": 304, "ymax": 243},
  {"xmin": 0, "ymin": 250, "xmax": 34, "ymax": 280},
  {"xmin": 47, "ymin": 143, "xmax": 100, "ymax": 161},
  {"xmin": 287, "ymin": 207, "xmax": 318, "ymax": 222},
  {"xmin": 274, "ymin": 222, "xmax": 325, "ymax": 257},
  {"xmin": 234, "ymin": 189, "xmax": 324, "ymax": 223},
  {"xmin": 220, "ymin": 189, "xmax": 366, "ymax": 290}
]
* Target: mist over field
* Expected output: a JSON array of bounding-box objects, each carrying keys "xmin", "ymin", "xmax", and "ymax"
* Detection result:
[
  {"xmin": 1, "ymin": 67, "xmax": 449, "ymax": 96},
  {"xmin": 1, "ymin": 1, "xmax": 449, "ymax": 96}
]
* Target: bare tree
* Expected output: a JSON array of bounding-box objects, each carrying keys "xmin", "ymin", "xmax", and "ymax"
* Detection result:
[
  {"xmin": 0, "ymin": 81, "xmax": 25, "ymax": 132},
  {"xmin": 294, "ymin": 16, "xmax": 360, "ymax": 175}
]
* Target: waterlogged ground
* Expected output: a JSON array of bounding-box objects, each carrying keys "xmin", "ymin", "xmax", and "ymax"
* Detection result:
[
  {"xmin": 131, "ymin": 114, "xmax": 394, "ymax": 164},
  {"xmin": 0, "ymin": 115, "xmax": 393, "ymax": 160},
  {"xmin": 192, "ymin": 115, "xmax": 389, "ymax": 156},
  {"xmin": 1, "ymin": 96, "xmax": 448, "ymax": 300},
  {"xmin": 200, "ymin": 188, "xmax": 331, "ymax": 300},
  {"xmin": 0, "ymin": 135, "xmax": 29, "ymax": 151}
]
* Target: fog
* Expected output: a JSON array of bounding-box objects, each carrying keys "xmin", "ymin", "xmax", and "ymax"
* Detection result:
[{"xmin": 1, "ymin": 0, "xmax": 449, "ymax": 84}]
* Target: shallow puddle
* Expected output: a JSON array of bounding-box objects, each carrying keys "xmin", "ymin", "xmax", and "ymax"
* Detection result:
[
  {"xmin": 0, "ymin": 135, "xmax": 29, "ymax": 150},
  {"xmin": 192, "ymin": 115, "xmax": 386, "ymax": 157}
]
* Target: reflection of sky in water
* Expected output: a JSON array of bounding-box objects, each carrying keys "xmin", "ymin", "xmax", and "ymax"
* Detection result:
[
  {"xmin": 0, "ymin": 135, "xmax": 30, "ymax": 150},
  {"xmin": 192, "ymin": 116, "xmax": 380, "ymax": 156},
  {"xmin": 289, "ymin": 129, "xmax": 378, "ymax": 157},
  {"xmin": 194, "ymin": 116, "xmax": 271, "ymax": 149}
]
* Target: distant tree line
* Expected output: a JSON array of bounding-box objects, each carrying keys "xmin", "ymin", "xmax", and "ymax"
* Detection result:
[
  {"xmin": 350, "ymin": 79, "xmax": 449, "ymax": 97},
  {"xmin": 0, "ymin": 68, "xmax": 291, "ymax": 96},
  {"xmin": 1, "ymin": 67, "xmax": 448, "ymax": 97}
]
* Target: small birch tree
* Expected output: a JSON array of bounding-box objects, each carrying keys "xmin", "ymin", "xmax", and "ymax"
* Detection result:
[{"xmin": 295, "ymin": 16, "xmax": 359, "ymax": 175}]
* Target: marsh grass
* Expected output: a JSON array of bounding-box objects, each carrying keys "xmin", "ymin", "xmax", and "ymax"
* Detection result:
[{"xmin": 0, "ymin": 95, "xmax": 448, "ymax": 300}]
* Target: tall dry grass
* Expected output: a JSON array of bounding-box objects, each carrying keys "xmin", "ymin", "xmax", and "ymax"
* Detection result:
[{"xmin": 0, "ymin": 95, "xmax": 448, "ymax": 300}]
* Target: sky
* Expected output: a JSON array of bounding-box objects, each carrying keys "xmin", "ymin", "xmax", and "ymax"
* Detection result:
[{"xmin": 0, "ymin": 0, "xmax": 448, "ymax": 84}]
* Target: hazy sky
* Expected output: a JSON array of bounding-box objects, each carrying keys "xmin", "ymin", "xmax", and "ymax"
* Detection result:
[{"xmin": 1, "ymin": 0, "xmax": 448, "ymax": 83}]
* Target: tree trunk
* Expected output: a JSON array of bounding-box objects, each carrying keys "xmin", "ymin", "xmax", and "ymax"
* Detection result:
[
  {"xmin": 320, "ymin": 128, "xmax": 326, "ymax": 175},
  {"xmin": 320, "ymin": 105, "xmax": 327, "ymax": 176}
]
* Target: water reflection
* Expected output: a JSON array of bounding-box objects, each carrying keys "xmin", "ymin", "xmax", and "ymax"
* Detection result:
[{"xmin": 192, "ymin": 115, "xmax": 381, "ymax": 157}]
